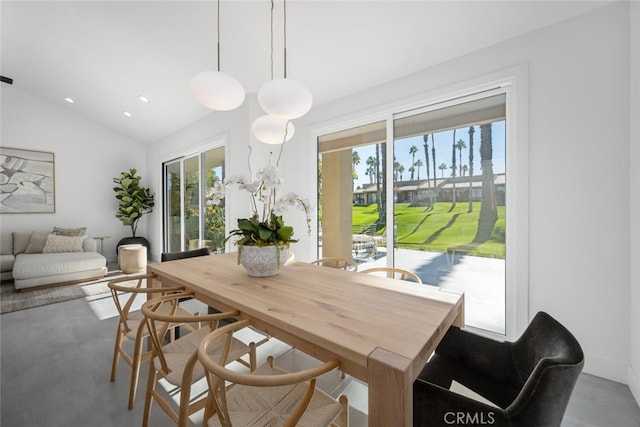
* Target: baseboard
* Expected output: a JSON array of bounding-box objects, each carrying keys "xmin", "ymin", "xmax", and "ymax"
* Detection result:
[
  {"xmin": 583, "ymin": 352, "xmax": 628, "ymax": 384},
  {"xmin": 628, "ymin": 365, "xmax": 640, "ymax": 407}
]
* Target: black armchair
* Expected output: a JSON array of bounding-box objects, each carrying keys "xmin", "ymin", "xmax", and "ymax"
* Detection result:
[{"xmin": 414, "ymin": 311, "xmax": 584, "ymax": 427}]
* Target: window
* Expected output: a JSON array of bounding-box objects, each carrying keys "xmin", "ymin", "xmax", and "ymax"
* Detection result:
[
  {"xmin": 393, "ymin": 94, "xmax": 506, "ymax": 334},
  {"xmin": 163, "ymin": 145, "xmax": 226, "ymax": 253},
  {"xmin": 317, "ymin": 88, "xmax": 516, "ymax": 336}
]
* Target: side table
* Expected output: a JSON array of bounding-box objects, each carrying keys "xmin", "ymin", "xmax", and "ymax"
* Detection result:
[{"xmin": 93, "ymin": 236, "xmax": 110, "ymax": 255}]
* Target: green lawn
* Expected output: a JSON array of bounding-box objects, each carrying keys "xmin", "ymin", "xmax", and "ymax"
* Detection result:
[{"xmin": 353, "ymin": 202, "xmax": 505, "ymax": 259}]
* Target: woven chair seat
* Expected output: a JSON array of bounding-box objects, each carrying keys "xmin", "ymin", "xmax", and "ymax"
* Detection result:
[
  {"xmin": 207, "ymin": 360, "xmax": 343, "ymax": 427},
  {"xmin": 154, "ymin": 327, "xmax": 250, "ymax": 386}
]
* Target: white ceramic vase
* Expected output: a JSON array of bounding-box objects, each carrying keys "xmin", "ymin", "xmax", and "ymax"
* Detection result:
[{"xmin": 238, "ymin": 244, "xmax": 289, "ymax": 277}]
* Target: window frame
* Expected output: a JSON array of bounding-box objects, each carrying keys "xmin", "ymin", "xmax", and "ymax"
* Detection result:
[
  {"xmin": 160, "ymin": 137, "xmax": 228, "ymax": 254},
  {"xmin": 312, "ymin": 66, "xmax": 528, "ymax": 340}
]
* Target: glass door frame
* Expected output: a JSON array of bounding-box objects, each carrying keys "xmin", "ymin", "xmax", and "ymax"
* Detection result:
[
  {"xmin": 312, "ymin": 67, "xmax": 528, "ymax": 340},
  {"xmin": 161, "ymin": 139, "xmax": 227, "ymax": 254}
]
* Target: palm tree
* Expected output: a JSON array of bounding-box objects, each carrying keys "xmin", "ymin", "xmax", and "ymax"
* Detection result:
[
  {"xmin": 455, "ymin": 139, "xmax": 466, "ymax": 177},
  {"xmin": 408, "ymin": 166, "xmax": 415, "ymax": 180},
  {"xmin": 393, "ymin": 160, "xmax": 402, "ymax": 182},
  {"xmin": 461, "ymin": 164, "xmax": 468, "ymax": 176},
  {"xmin": 438, "ymin": 162, "xmax": 447, "ymax": 178},
  {"xmin": 422, "ymin": 135, "xmax": 431, "ymax": 188},
  {"xmin": 468, "ymin": 126, "xmax": 475, "ymax": 212},
  {"xmin": 474, "ymin": 123, "xmax": 497, "ymax": 243},
  {"xmin": 451, "ymin": 129, "xmax": 457, "ymax": 207},
  {"xmin": 398, "ymin": 164, "xmax": 405, "ymax": 181},
  {"xmin": 409, "ymin": 145, "xmax": 418, "ymax": 180},
  {"xmin": 376, "ymin": 143, "xmax": 387, "ymax": 226},
  {"xmin": 431, "ymin": 134, "xmax": 437, "ymax": 199},
  {"xmin": 414, "ymin": 159, "xmax": 423, "ymax": 180},
  {"xmin": 352, "ymin": 150, "xmax": 360, "ymax": 191},
  {"xmin": 365, "ymin": 156, "xmax": 377, "ymax": 184}
]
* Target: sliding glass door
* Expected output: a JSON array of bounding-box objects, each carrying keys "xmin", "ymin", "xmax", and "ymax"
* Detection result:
[
  {"xmin": 392, "ymin": 94, "xmax": 506, "ymax": 334},
  {"xmin": 318, "ymin": 91, "xmax": 508, "ymax": 335},
  {"xmin": 163, "ymin": 145, "xmax": 226, "ymax": 254}
]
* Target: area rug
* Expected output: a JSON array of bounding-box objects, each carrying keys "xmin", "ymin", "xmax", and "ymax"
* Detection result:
[{"xmin": 0, "ymin": 270, "xmax": 132, "ymax": 314}]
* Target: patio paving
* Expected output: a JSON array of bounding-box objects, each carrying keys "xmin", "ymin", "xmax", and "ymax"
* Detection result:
[{"xmin": 355, "ymin": 247, "xmax": 506, "ymax": 335}]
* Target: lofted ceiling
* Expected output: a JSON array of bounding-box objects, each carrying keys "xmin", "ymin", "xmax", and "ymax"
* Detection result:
[{"xmin": 1, "ymin": 1, "xmax": 612, "ymax": 143}]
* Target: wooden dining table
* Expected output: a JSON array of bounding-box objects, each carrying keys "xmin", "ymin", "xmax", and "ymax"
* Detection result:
[{"xmin": 148, "ymin": 252, "xmax": 464, "ymax": 426}]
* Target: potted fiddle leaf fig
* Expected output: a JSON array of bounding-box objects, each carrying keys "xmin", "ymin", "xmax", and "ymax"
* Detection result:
[{"xmin": 113, "ymin": 168, "xmax": 154, "ymax": 251}]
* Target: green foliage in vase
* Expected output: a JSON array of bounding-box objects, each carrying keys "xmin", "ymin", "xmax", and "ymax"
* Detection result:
[{"xmin": 227, "ymin": 211, "xmax": 296, "ymax": 247}]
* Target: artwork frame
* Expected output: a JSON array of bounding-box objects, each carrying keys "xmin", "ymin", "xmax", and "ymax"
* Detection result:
[{"xmin": 0, "ymin": 147, "xmax": 55, "ymax": 213}]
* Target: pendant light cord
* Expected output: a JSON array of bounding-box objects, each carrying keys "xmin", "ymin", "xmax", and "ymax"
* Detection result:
[
  {"xmin": 216, "ymin": 0, "xmax": 221, "ymax": 72},
  {"xmin": 283, "ymin": 0, "xmax": 287, "ymax": 79},
  {"xmin": 268, "ymin": 0, "xmax": 288, "ymax": 80},
  {"xmin": 270, "ymin": 0, "xmax": 274, "ymax": 80}
]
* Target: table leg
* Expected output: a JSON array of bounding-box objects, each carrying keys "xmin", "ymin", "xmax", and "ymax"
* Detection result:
[
  {"xmin": 147, "ymin": 269, "xmax": 162, "ymax": 300},
  {"xmin": 368, "ymin": 348, "xmax": 413, "ymax": 426}
]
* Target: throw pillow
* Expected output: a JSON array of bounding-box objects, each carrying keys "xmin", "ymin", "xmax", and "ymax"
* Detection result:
[
  {"xmin": 12, "ymin": 232, "xmax": 33, "ymax": 254},
  {"xmin": 24, "ymin": 231, "xmax": 50, "ymax": 254},
  {"xmin": 42, "ymin": 234, "xmax": 86, "ymax": 253},
  {"xmin": 53, "ymin": 226, "xmax": 87, "ymax": 237}
]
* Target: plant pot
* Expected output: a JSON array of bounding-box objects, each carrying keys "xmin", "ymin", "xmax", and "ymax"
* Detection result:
[
  {"xmin": 238, "ymin": 244, "xmax": 289, "ymax": 277},
  {"xmin": 116, "ymin": 236, "xmax": 150, "ymax": 254}
]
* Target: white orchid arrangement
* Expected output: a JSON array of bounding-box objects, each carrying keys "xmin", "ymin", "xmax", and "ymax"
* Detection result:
[{"xmin": 208, "ymin": 144, "xmax": 311, "ymax": 248}]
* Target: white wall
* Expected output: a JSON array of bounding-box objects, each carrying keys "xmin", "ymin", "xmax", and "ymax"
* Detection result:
[
  {"xmin": 141, "ymin": 3, "xmax": 640, "ymax": 383},
  {"xmin": 629, "ymin": 0, "xmax": 640, "ymax": 403},
  {"xmin": 308, "ymin": 2, "xmax": 631, "ymax": 382},
  {"xmin": 143, "ymin": 2, "xmax": 632, "ymax": 384},
  {"xmin": 1, "ymin": 85, "xmax": 148, "ymax": 262},
  {"xmin": 1, "ymin": 0, "xmax": 633, "ymax": 393},
  {"xmin": 145, "ymin": 93, "xmax": 317, "ymax": 262},
  {"xmin": 145, "ymin": 98, "xmax": 249, "ymax": 261}
]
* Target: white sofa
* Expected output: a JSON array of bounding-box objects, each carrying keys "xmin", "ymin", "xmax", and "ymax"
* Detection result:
[{"xmin": 1, "ymin": 230, "xmax": 108, "ymax": 291}]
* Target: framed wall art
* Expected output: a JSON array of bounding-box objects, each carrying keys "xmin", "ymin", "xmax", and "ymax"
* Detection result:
[{"xmin": 0, "ymin": 147, "xmax": 55, "ymax": 213}]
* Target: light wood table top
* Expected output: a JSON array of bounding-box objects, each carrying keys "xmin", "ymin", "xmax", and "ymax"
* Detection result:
[{"xmin": 148, "ymin": 251, "xmax": 464, "ymax": 426}]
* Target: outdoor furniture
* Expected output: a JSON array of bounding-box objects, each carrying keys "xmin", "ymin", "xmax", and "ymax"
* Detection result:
[
  {"xmin": 413, "ymin": 311, "xmax": 584, "ymax": 427},
  {"xmin": 351, "ymin": 224, "xmax": 378, "ymax": 259}
]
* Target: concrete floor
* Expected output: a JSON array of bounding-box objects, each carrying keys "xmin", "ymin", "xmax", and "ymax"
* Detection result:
[{"xmin": 1, "ymin": 285, "xmax": 639, "ymax": 426}]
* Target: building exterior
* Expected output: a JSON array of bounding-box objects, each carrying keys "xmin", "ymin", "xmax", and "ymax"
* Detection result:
[{"xmin": 353, "ymin": 174, "xmax": 506, "ymax": 206}]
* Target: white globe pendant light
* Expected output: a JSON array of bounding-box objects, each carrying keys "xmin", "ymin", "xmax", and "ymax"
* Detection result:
[
  {"xmin": 258, "ymin": 0, "xmax": 312, "ymax": 120},
  {"xmin": 190, "ymin": 71, "xmax": 245, "ymax": 111},
  {"xmin": 191, "ymin": 0, "xmax": 245, "ymax": 111},
  {"xmin": 258, "ymin": 78, "xmax": 312, "ymax": 119},
  {"xmin": 252, "ymin": 115, "xmax": 295, "ymax": 144}
]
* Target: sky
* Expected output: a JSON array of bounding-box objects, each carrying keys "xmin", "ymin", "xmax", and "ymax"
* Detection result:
[{"xmin": 351, "ymin": 121, "xmax": 506, "ymax": 189}]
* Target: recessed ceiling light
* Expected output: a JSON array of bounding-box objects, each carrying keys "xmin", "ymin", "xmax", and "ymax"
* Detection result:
[
  {"xmin": 138, "ymin": 95, "xmax": 149, "ymax": 103},
  {"xmin": 64, "ymin": 97, "xmax": 74, "ymax": 103},
  {"xmin": 123, "ymin": 111, "xmax": 132, "ymax": 118}
]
